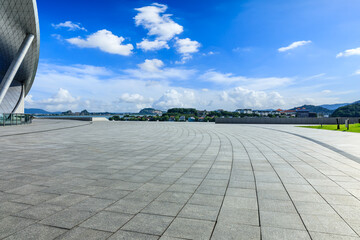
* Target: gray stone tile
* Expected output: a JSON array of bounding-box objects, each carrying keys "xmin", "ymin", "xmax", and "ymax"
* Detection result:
[
  {"xmin": 178, "ymin": 203, "xmax": 220, "ymax": 221},
  {"xmin": 226, "ymin": 188, "xmax": 257, "ymax": 198},
  {"xmin": 14, "ymin": 204, "xmax": 64, "ymax": 220},
  {"xmin": 294, "ymin": 201, "xmax": 338, "ymax": 216},
  {"xmin": 56, "ymin": 227, "xmax": 111, "ymax": 240},
  {"xmin": 258, "ymin": 199, "xmax": 296, "ymax": 213},
  {"xmin": 122, "ymin": 213, "xmax": 173, "ymax": 235},
  {"xmin": 222, "ymin": 196, "xmax": 258, "ymax": 210},
  {"xmin": 218, "ymin": 208, "xmax": 259, "ymax": 226},
  {"xmin": 106, "ymin": 199, "xmax": 149, "ymax": 214},
  {"xmin": 260, "ymin": 211, "xmax": 305, "ymax": 230},
  {"xmin": 167, "ymin": 184, "xmax": 198, "ymax": 193},
  {"xmin": 261, "ymin": 226, "xmax": 311, "ymax": 240},
  {"xmin": 211, "ymin": 222, "xmax": 260, "ymax": 240},
  {"xmin": 164, "ymin": 217, "xmax": 215, "ymax": 240},
  {"xmin": 11, "ymin": 192, "xmax": 59, "ymax": 205},
  {"xmin": 6, "ymin": 184, "xmax": 47, "ymax": 195},
  {"xmin": 0, "ymin": 216, "xmax": 35, "ymax": 239},
  {"xmin": 69, "ymin": 197, "xmax": 115, "ymax": 213},
  {"xmin": 0, "ymin": 201, "xmax": 30, "ymax": 214},
  {"xmin": 257, "ymin": 190, "xmax": 290, "ymax": 201},
  {"xmin": 93, "ymin": 189, "xmax": 131, "ymax": 200},
  {"xmin": 80, "ymin": 211, "xmax": 133, "ymax": 232},
  {"xmin": 109, "ymin": 230, "xmax": 159, "ymax": 240},
  {"xmin": 196, "ymin": 185, "xmax": 226, "ymax": 196},
  {"xmin": 141, "ymin": 201, "xmax": 184, "ymax": 217},
  {"xmin": 288, "ymin": 191, "xmax": 326, "ymax": 203},
  {"xmin": 310, "ymin": 232, "xmax": 360, "ymax": 240},
  {"xmin": 301, "ymin": 214, "xmax": 358, "ymax": 236},
  {"xmin": 40, "ymin": 209, "xmax": 93, "ymax": 229},
  {"xmin": 4, "ymin": 223, "xmax": 66, "ymax": 240},
  {"xmin": 157, "ymin": 192, "xmax": 192, "ymax": 204},
  {"xmin": 45, "ymin": 193, "xmax": 89, "ymax": 207},
  {"xmin": 188, "ymin": 193, "xmax": 223, "ymax": 207}
]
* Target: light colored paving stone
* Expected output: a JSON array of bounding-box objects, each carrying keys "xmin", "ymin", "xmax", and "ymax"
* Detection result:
[
  {"xmin": 164, "ymin": 217, "xmax": 215, "ymax": 240},
  {"xmin": 178, "ymin": 203, "xmax": 220, "ymax": 221},
  {"xmin": 40, "ymin": 209, "xmax": 94, "ymax": 229},
  {"xmin": 80, "ymin": 211, "xmax": 133, "ymax": 232},
  {"xmin": 56, "ymin": 227, "xmax": 111, "ymax": 240},
  {"xmin": 2, "ymin": 120, "xmax": 360, "ymax": 239},
  {"xmin": 301, "ymin": 214, "xmax": 358, "ymax": 237},
  {"xmin": 261, "ymin": 226, "xmax": 311, "ymax": 240},
  {"xmin": 141, "ymin": 201, "xmax": 184, "ymax": 217},
  {"xmin": 122, "ymin": 213, "xmax": 173, "ymax": 236},
  {"xmin": 109, "ymin": 230, "xmax": 159, "ymax": 240},
  {"xmin": 211, "ymin": 222, "xmax": 260, "ymax": 240},
  {"xmin": 0, "ymin": 216, "xmax": 36, "ymax": 239},
  {"xmin": 4, "ymin": 224, "xmax": 66, "ymax": 240},
  {"xmin": 260, "ymin": 211, "xmax": 306, "ymax": 230}
]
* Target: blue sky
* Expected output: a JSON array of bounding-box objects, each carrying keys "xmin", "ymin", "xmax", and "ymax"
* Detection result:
[{"xmin": 27, "ymin": 0, "xmax": 360, "ymax": 112}]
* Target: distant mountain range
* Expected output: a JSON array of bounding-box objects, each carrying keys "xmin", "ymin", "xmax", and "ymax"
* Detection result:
[
  {"xmin": 332, "ymin": 102, "xmax": 360, "ymax": 117},
  {"xmin": 319, "ymin": 100, "xmax": 360, "ymax": 110},
  {"xmin": 25, "ymin": 100, "xmax": 360, "ymax": 116},
  {"xmin": 290, "ymin": 105, "xmax": 333, "ymax": 114},
  {"xmin": 25, "ymin": 108, "xmax": 61, "ymax": 114}
]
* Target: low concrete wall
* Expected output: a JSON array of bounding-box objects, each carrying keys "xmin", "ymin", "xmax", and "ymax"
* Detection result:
[
  {"xmin": 215, "ymin": 117, "xmax": 360, "ymax": 124},
  {"xmin": 36, "ymin": 117, "xmax": 108, "ymax": 122}
]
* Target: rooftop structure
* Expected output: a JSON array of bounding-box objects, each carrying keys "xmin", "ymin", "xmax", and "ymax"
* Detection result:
[{"xmin": 0, "ymin": 0, "xmax": 40, "ymax": 113}]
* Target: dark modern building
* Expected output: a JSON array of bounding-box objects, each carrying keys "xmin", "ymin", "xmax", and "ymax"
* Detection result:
[{"xmin": 0, "ymin": 0, "xmax": 40, "ymax": 113}]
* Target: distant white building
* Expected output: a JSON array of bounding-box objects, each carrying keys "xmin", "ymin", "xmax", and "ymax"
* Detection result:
[{"xmin": 236, "ymin": 109, "xmax": 253, "ymax": 114}]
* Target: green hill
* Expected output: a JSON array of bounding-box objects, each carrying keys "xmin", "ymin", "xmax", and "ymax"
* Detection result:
[
  {"xmin": 290, "ymin": 105, "xmax": 333, "ymax": 114},
  {"xmin": 331, "ymin": 102, "xmax": 360, "ymax": 117}
]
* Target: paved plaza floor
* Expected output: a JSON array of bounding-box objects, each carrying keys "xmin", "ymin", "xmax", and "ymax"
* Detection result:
[{"xmin": 1, "ymin": 120, "xmax": 360, "ymax": 239}]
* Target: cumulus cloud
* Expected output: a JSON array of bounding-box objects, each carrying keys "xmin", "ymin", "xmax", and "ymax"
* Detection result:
[
  {"xmin": 321, "ymin": 90, "xmax": 332, "ymax": 94},
  {"xmin": 26, "ymin": 88, "xmax": 81, "ymax": 112},
  {"xmin": 119, "ymin": 93, "xmax": 154, "ymax": 110},
  {"xmin": 354, "ymin": 69, "xmax": 360, "ymax": 75},
  {"xmin": 175, "ymin": 38, "xmax": 201, "ymax": 62},
  {"xmin": 337, "ymin": 47, "xmax": 360, "ymax": 58},
  {"xmin": 278, "ymin": 40, "xmax": 311, "ymax": 52},
  {"xmin": 138, "ymin": 59, "xmax": 164, "ymax": 72},
  {"xmin": 221, "ymin": 87, "xmax": 285, "ymax": 109},
  {"xmin": 134, "ymin": 3, "xmax": 183, "ymax": 41},
  {"xmin": 67, "ymin": 29, "xmax": 134, "ymax": 56},
  {"xmin": 153, "ymin": 89, "xmax": 196, "ymax": 110},
  {"xmin": 200, "ymin": 70, "xmax": 292, "ymax": 90},
  {"xmin": 52, "ymin": 21, "xmax": 87, "ymax": 31},
  {"xmin": 136, "ymin": 39, "xmax": 170, "ymax": 51},
  {"xmin": 29, "ymin": 61, "xmax": 331, "ymax": 112}
]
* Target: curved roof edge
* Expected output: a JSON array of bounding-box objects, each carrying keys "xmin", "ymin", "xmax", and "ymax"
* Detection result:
[{"xmin": 24, "ymin": 0, "xmax": 40, "ymax": 96}]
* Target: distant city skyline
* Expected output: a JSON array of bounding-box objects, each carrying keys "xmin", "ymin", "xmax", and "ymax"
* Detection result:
[{"xmin": 27, "ymin": 0, "xmax": 360, "ymax": 112}]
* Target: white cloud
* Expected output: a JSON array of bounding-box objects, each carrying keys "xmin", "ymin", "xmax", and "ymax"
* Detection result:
[
  {"xmin": 134, "ymin": 3, "xmax": 183, "ymax": 41},
  {"xmin": 138, "ymin": 59, "xmax": 164, "ymax": 72},
  {"xmin": 175, "ymin": 38, "xmax": 201, "ymax": 62},
  {"xmin": 137, "ymin": 39, "xmax": 169, "ymax": 51},
  {"xmin": 153, "ymin": 89, "xmax": 196, "ymax": 110},
  {"xmin": 26, "ymin": 88, "xmax": 82, "ymax": 112},
  {"xmin": 354, "ymin": 69, "xmax": 360, "ymax": 75},
  {"xmin": 321, "ymin": 90, "xmax": 332, "ymax": 94},
  {"xmin": 29, "ymin": 61, "xmax": 339, "ymax": 112},
  {"xmin": 278, "ymin": 40, "xmax": 311, "ymax": 52},
  {"xmin": 67, "ymin": 29, "xmax": 134, "ymax": 56},
  {"xmin": 120, "ymin": 93, "xmax": 148, "ymax": 103},
  {"xmin": 52, "ymin": 21, "xmax": 87, "ymax": 31},
  {"xmin": 119, "ymin": 93, "xmax": 154, "ymax": 110},
  {"xmin": 337, "ymin": 47, "xmax": 360, "ymax": 58},
  {"xmin": 200, "ymin": 70, "xmax": 292, "ymax": 90},
  {"xmin": 221, "ymin": 87, "xmax": 285, "ymax": 109}
]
